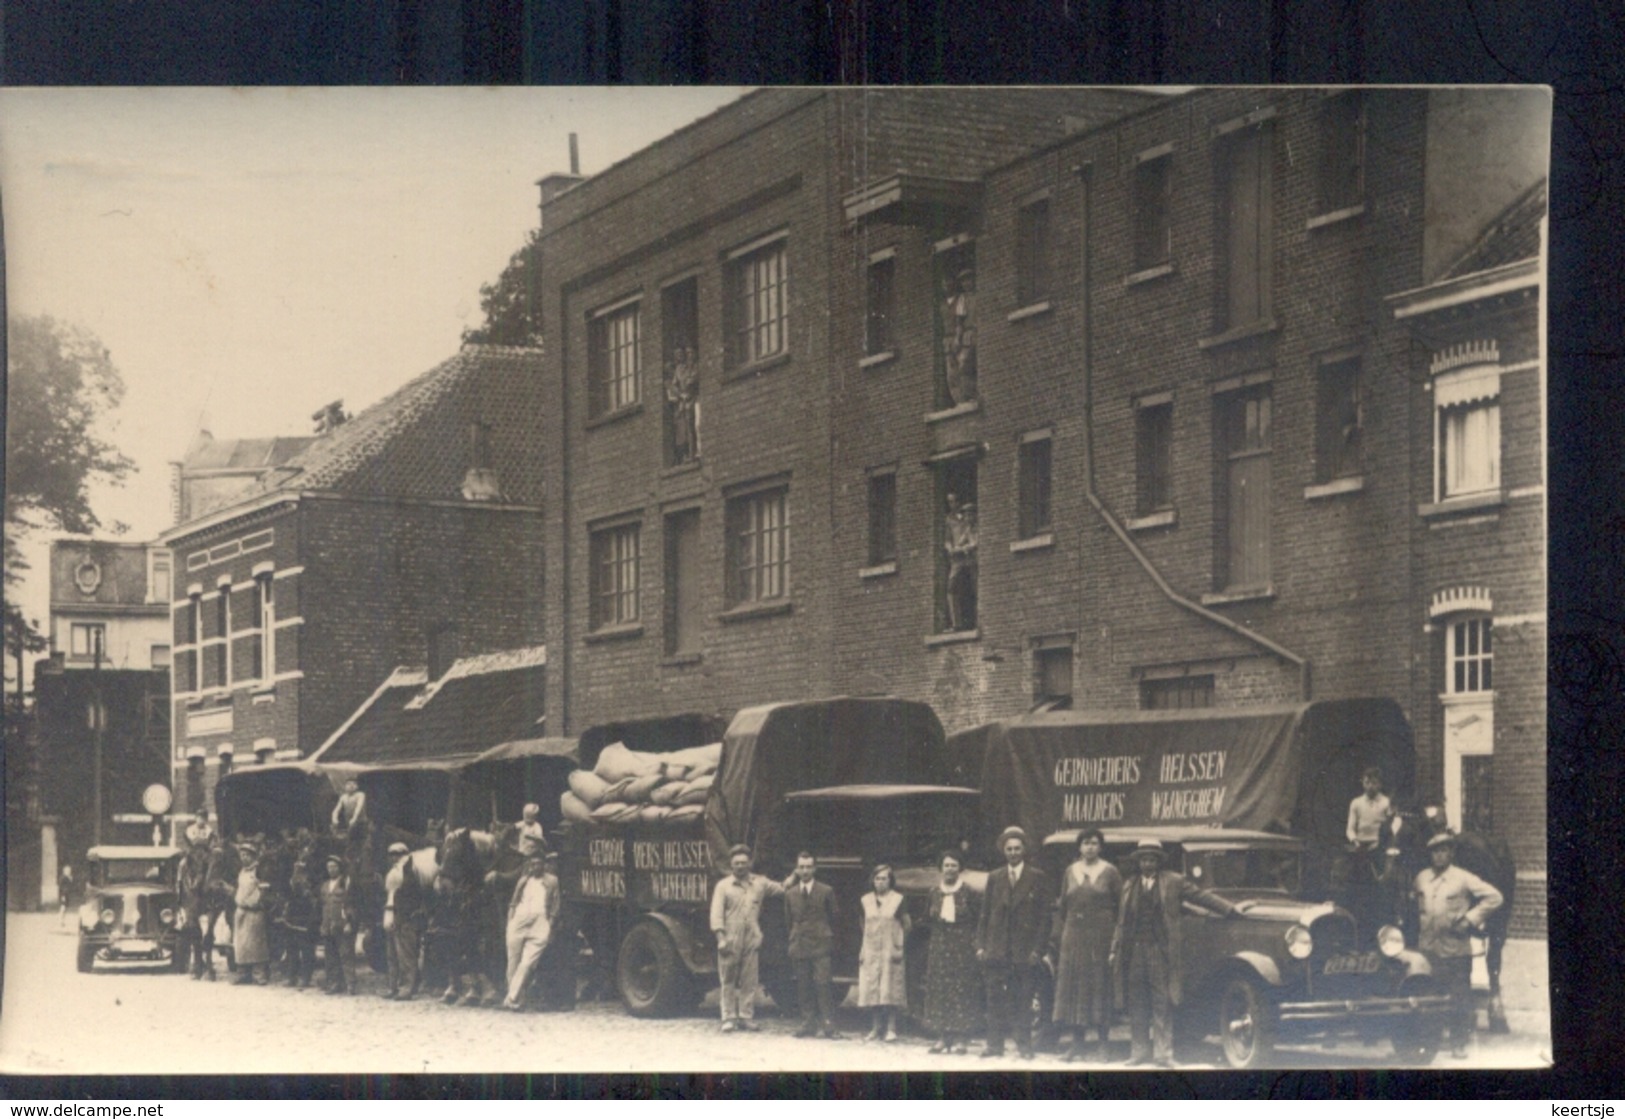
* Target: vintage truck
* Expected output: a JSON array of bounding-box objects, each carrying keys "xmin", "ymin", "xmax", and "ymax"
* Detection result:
[
  {"xmin": 961, "ymin": 699, "xmax": 1453, "ymax": 1066},
  {"xmin": 558, "ymin": 697, "xmax": 980, "ymax": 1017}
]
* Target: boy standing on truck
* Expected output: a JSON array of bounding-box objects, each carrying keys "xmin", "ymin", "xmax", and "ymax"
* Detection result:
[
  {"xmin": 709, "ymin": 844, "xmax": 788, "ymax": 1033},
  {"xmin": 1346, "ymin": 768, "xmax": 1395, "ymax": 849}
]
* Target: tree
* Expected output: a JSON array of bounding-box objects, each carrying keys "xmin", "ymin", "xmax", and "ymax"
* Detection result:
[
  {"xmin": 462, "ymin": 228, "xmax": 543, "ymax": 346},
  {"xmin": 4, "ymin": 314, "xmax": 135, "ymax": 669}
]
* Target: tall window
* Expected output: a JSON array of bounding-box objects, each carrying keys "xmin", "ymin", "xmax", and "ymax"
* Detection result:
[
  {"xmin": 70, "ymin": 622, "xmax": 107, "ymax": 661},
  {"xmin": 933, "ymin": 239, "xmax": 977, "ymax": 409},
  {"xmin": 1135, "ymin": 398, "xmax": 1174, "ymax": 514},
  {"xmin": 934, "ymin": 457, "xmax": 978, "ymax": 633},
  {"xmin": 1315, "ymin": 356, "xmax": 1364, "ymax": 482},
  {"xmin": 588, "ymin": 300, "xmax": 641, "ymax": 417},
  {"xmin": 213, "ymin": 586, "xmax": 230, "ymax": 686},
  {"xmin": 1317, "ymin": 92, "xmax": 1365, "ymax": 214},
  {"xmin": 1447, "ymin": 617, "xmax": 1493, "ymax": 694},
  {"xmin": 1017, "ymin": 432, "xmax": 1053, "ymax": 539},
  {"xmin": 727, "ymin": 238, "xmax": 788, "ymax": 368},
  {"xmin": 1440, "ymin": 399, "xmax": 1501, "ymax": 498},
  {"xmin": 866, "ymin": 469, "xmax": 898, "ymax": 567},
  {"xmin": 590, "ymin": 522, "xmax": 642, "ymax": 628},
  {"xmin": 726, "ymin": 487, "xmax": 789, "ymax": 606},
  {"xmin": 1015, "ymin": 198, "xmax": 1052, "ymax": 307},
  {"xmin": 662, "ymin": 278, "xmax": 700, "ymax": 465},
  {"xmin": 180, "ymin": 592, "xmax": 201, "ymax": 692},
  {"xmin": 1033, "ymin": 639, "xmax": 1074, "ymax": 709},
  {"xmin": 1217, "ymin": 123, "xmax": 1274, "ymax": 331},
  {"xmin": 151, "ymin": 555, "xmax": 172, "ymax": 603},
  {"xmin": 256, "ymin": 573, "xmax": 275, "ymax": 681},
  {"xmin": 1142, "ymin": 674, "xmax": 1215, "ymax": 710},
  {"xmin": 1133, "ymin": 153, "xmax": 1172, "ymax": 271},
  {"xmin": 865, "ymin": 251, "xmax": 896, "ymax": 358},
  {"xmin": 1216, "ymin": 386, "xmax": 1272, "ymax": 592},
  {"xmin": 663, "ymin": 510, "xmax": 702, "ymax": 655}
]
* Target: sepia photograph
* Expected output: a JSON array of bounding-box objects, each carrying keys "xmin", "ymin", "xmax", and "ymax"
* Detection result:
[{"xmin": 0, "ymin": 85, "xmax": 1551, "ymax": 1075}]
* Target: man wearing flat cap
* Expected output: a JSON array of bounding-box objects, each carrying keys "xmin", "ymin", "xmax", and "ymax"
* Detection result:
[
  {"xmin": 382, "ymin": 841, "xmax": 424, "ymax": 1000},
  {"xmin": 976, "ymin": 825, "xmax": 1050, "ymax": 1059},
  {"xmin": 709, "ymin": 844, "xmax": 791, "ymax": 1033},
  {"xmin": 319, "ymin": 854, "xmax": 361, "ymax": 995},
  {"xmin": 1110, "ymin": 838, "xmax": 1241, "ymax": 1066},
  {"xmin": 1414, "ymin": 831, "xmax": 1503, "ymax": 1057}
]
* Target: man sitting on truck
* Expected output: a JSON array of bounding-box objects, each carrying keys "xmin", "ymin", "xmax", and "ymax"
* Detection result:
[{"xmin": 709, "ymin": 844, "xmax": 789, "ymax": 1034}]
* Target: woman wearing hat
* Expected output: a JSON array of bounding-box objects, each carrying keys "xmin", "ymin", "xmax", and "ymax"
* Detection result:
[{"xmin": 231, "ymin": 842, "xmax": 272, "ymax": 985}]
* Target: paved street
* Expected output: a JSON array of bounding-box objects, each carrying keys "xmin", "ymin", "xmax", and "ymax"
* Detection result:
[{"xmin": 0, "ymin": 913, "xmax": 1550, "ymax": 1075}]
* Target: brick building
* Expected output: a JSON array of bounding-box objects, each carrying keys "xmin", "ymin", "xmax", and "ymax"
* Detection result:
[
  {"xmin": 533, "ymin": 88, "xmax": 1547, "ymax": 935},
  {"xmin": 157, "ymin": 344, "xmax": 547, "ymax": 817}
]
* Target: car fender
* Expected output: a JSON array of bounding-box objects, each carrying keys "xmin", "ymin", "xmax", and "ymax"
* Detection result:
[
  {"xmin": 638, "ymin": 911, "xmax": 712, "ymax": 977},
  {"xmin": 1226, "ymin": 951, "xmax": 1284, "ymax": 989},
  {"xmin": 1394, "ymin": 949, "xmax": 1433, "ymax": 980}
]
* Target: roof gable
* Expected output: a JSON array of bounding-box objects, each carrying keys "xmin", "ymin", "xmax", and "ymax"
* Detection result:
[{"xmin": 1443, "ymin": 178, "xmax": 1547, "ymax": 280}]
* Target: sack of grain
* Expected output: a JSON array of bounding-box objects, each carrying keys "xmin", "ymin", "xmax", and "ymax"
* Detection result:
[
  {"xmin": 674, "ymin": 779, "xmax": 711, "ymax": 807},
  {"xmin": 665, "ymin": 803, "xmax": 705, "ymax": 823},
  {"xmin": 568, "ymin": 769, "xmax": 612, "ymax": 809},
  {"xmin": 594, "ymin": 742, "xmax": 663, "ymax": 783},
  {"xmin": 660, "ymin": 742, "xmax": 723, "ymax": 772},
  {"xmin": 560, "ymin": 790, "xmax": 593, "ymax": 824},
  {"xmin": 622, "ymin": 772, "xmax": 664, "ymax": 803},
  {"xmin": 659, "ymin": 762, "xmax": 691, "ymax": 783},
  {"xmin": 651, "ymin": 779, "xmax": 689, "ymax": 806},
  {"xmin": 608, "ymin": 803, "xmax": 643, "ymax": 825},
  {"xmin": 590, "ymin": 799, "xmax": 631, "ymax": 821},
  {"xmin": 638, "ymin": 805, "xmax": 672, "ymax": 824}
]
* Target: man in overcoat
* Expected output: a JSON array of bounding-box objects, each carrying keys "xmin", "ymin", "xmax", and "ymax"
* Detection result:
[
  {"xmin": 783, "ymin": 852, "xmax": 841, "ymax": 1038},
  {"xmin": 976, "ymin": 826, "xmax": 1050, "ymax": 1059},
  {"xmin": 708, "ymin": 844, "xmax": 788, "ymax": 1033},
  {"xmin": 1110, "ymin": 838, "xmax": 1240, "ymax": 1066}
]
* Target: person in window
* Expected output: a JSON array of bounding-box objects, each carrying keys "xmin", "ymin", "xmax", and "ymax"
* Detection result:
[
  {"xmin": 944, "ymin": 493, "xmax": 978, "ymax": 632},
  {"xmin": 1051, "ymin": 829, "xmax": 1122, "ymax": 1061},
  {"xmin": 666, "ymin": 346, "xmax": 700, "ymax": 463},
  {"xmin": 923, "ymin": 850, "xmax": 982, "ymax": 1055},
  {"xmin": 944, "ymin": 267, "xmax": 977, "ymax": 405},
  {"xmin": 856, "ymin": 863, "xmax": 911, "ymax": 1042}
]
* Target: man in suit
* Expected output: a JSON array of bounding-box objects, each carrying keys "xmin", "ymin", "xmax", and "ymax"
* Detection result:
[
  {"xmin": 1110, "ymin": 838, "xmax": 1241, "ymax": 1066},
  {"xmin": 784, "ymin": 851, "xmax": 842, "ymax": 1039},
  {"xmin": 976, "ymin": 825, "xmax": 1051, "ymax": 1059}
]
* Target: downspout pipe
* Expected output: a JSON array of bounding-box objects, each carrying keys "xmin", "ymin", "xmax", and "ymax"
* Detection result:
[{"xmin": 1074, "ymin": 162, "xmax": 1311, "ymax": 701}]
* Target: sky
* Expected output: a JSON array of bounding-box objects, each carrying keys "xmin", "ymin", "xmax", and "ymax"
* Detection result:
[{"xmin": 1, "ymin": 86, "xmax": 746, "ymax": 660}]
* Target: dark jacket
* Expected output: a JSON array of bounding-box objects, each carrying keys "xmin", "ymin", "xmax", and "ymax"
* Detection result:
[
  {"xmin": 783, "ymin": 879, "xmax": 839, "ymax": 960},
  {"xmin": 976, "ymin": 862, "xmax": 1051, "ymax": 964},
  {"xmin": 1110, "ymin": 869, "xmax": 1238, "ymax": 1005}
]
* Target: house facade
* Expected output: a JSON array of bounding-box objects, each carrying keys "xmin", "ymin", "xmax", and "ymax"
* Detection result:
[
  {"xmin": 533, "ymin": 88, "xmax": 1547, "ymax": 936},
  {"xmin": 157, "ymin": 345, "xmax": 548, "ymax": 817}
]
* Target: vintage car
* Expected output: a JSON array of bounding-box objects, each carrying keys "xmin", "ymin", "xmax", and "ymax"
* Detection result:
[
  {"xmin": 76, "ymin": 845, "xmax": 185, "ymax": 973},
  {"xmin": 1039, "ymin": 826, "xmax": 1453, "ymax": 1067}
]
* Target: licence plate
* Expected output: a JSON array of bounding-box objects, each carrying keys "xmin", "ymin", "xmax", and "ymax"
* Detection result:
[
  {"xmin": 1322, "ymin": 952, "xmax": 1381, "ymax": 976},
  {"xmin": 114, "ymin": 938, "xmax": 158, "ymax": 953}
]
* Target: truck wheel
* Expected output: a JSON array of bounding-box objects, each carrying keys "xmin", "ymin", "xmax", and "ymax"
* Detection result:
[
  {"xmin": 1217, "ymin": 977, "xmax": 1276, "ymax": 1069},
  {"xmin": 77, "ymin": 943, "xmax": 97, "ymax": 974},
  {"xmin": 617, "ymin": 922, "xmax": 695, "ymax": 1018},
  {"xmin": 762, "ymin": 970, "xmax": 798, "ymax": 1016}
]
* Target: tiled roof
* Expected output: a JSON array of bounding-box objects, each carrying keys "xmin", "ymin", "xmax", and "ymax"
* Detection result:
[
  {"xmin": 1443, "ymin": 178, "xmax": 1547, "ymax": 280},
  {"xmin": 311, "ymin": 647, "xmax": 548, "ymax": 768},
  {"xmin": 244, "ymin": 344, "xmax": 545, "ymax": 506}
]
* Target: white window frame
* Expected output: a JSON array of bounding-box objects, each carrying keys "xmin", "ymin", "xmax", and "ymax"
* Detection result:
[
  {"xmin": 70, "ymin": 622, "xmax": 107, "ymax": 659},
  {"xmin": 727, "ymin": 485, "xmax": 790, "ymax": 606},
  {"xmin": 255, "ymin": 567, "xmax": 275, "ymax": 682},
  {"xmin": 590, "ymin": 297, "xmax": 642, "ymax": 416},
  {"xmin": 1434, "ymin": 363, "xmax": 1502, "ymax": 501},
  {"xmin": 727, "ymin": 235, "xmax": 789, "ymax": 369},
  {"xmin": 1445, "ymin": 615, "xmax": 1493, "ymax": 696},
  {"xmin": 590, "ymin": 521, "xmax": 642, "ymax": 629}
]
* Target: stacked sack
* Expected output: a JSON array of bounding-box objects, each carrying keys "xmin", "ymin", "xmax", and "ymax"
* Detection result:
[{"xmin": 561, "ymin": 741, "xmax": 722, "ymax": 828}]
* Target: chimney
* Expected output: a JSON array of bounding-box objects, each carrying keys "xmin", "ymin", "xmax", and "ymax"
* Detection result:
[{"xmin": 536, "ymin": 133, "xmax": 586, "ymax": 226}]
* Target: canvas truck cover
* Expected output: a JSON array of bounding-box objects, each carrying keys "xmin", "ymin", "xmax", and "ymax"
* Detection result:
[
  {"xmin": 976, "ymin": 698, "xmax": 1413, "ymax": 853},
  {"xmin": 703, "ymin": 697, "xmax": 952, "ymax": 867}
]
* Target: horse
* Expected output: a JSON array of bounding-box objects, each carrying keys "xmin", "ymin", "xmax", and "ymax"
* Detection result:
[
  {"xmin": 1383, "ymin": 807, "xmax": 1518, "ymax": 1034},
  {"xmin": 382, "ymin": 846, "xmax": 439, "ymax": 998},
  {"xmin": 199, "ymin": 840, "xmax": 241, "ymax": 978},
  {"xmin": 432, "ymin": 827, "xmax": 524, "ymax": 1005},
  {"xmin": 176, "ymin": 844, "xmax": 212, "ymax": 977}
]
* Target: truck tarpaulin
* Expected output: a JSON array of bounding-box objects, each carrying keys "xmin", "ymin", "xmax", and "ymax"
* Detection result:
[
  {"xmin": 703, "ymin": 697, "xmax": 951, "ymax": 867},
  {"xmin": 976, "ymin": 699, "xmax": 1413, "ymax": 852}
]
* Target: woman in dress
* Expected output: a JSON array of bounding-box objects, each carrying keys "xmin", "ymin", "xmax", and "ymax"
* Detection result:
[
  {"xmin": 856, "ymin": 863, "xmax": 911, "ymax": 1042},
  {"xmin": 232, "ymin": 842, "xmax": 272, "ymax": 985},
  {"xmin": 922, "ymin": 850, "xmax": 982, "ymax": 1054},
  {"xmin": 1051, "ymin": 828, "xmax": 1122, "ymax": 1060}
]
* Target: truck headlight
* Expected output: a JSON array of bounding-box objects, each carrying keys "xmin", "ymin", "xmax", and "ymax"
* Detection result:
[
  {"xmin": 100, "ymin": 908, "xmax": 116, "ymax": 926},
  {"xmin": 79, "ymin": 902, "xmax": 98, "ymax": 929},
  {"xmin": 1377, "ymin": 925, "xmax": 1406, "ymax": 958},
  {"xmin": 1285, "ymin": 925, "xmax": 1313, "ymax": 959},
  {"xmin": 159, "ymin": 908, "xmax": 175, "ymax": 926}
]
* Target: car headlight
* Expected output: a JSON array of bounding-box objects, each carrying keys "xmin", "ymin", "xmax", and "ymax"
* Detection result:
[
  {"xmin": 1285, "ymin": 924, "xmax": 1313, "ymax": 959},
  {"xmin": 100, "ymin": 908, "xmax": 116, "ymax": 926},
  {"xmin": 159, "ymin": 908, "xmax": 176, "ymax": 926},
  {"xmin": 1377, "ymin": 925, "xmax": 1406, "ymax": 958},
  {"xmin": 79, "ymin": 902, "xmax": 98, "ymax": 929}
]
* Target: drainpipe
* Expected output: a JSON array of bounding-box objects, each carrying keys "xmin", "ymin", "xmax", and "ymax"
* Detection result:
[{"xmin": 1074, "ymin": 163, "xmax": 1311, "ymax": 701}]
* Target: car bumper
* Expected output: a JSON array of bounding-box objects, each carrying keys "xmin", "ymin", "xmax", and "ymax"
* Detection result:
[
  {"xmin": 1278, "ymin": 993, "xmax": 1454, "ymax": 1023},
  {"xmin": 84, "ymin": 937, "xmax": 175, "ymax": 961}
]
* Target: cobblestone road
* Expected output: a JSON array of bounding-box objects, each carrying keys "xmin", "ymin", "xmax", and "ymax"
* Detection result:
[{"xmin": 0, "ymin": 914, "xmax": 1550, "ymax": 1075}]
